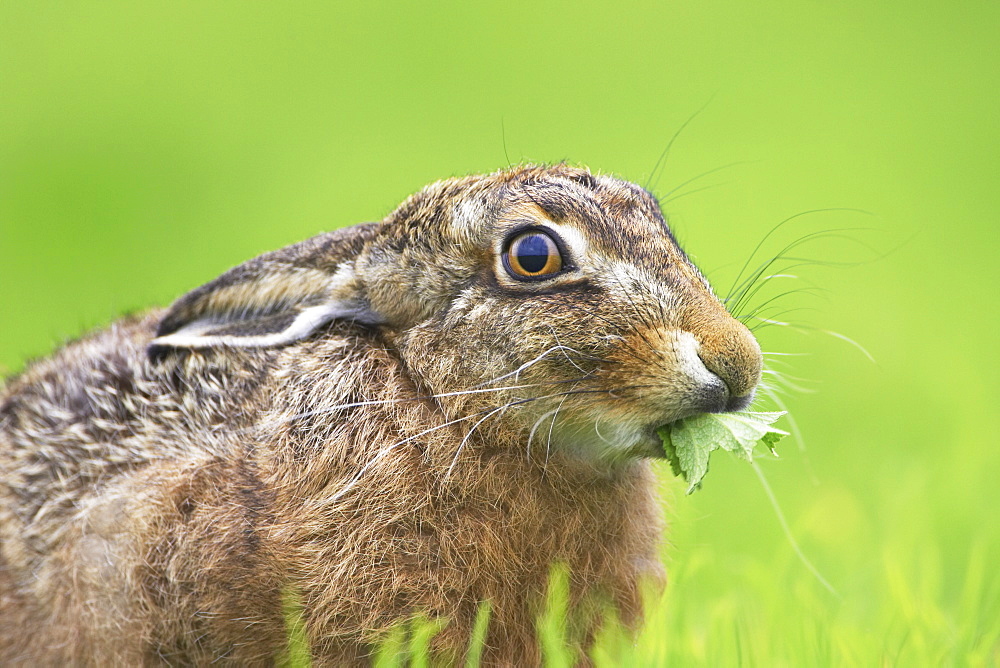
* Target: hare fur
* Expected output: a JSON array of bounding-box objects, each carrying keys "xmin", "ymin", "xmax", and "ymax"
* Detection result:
[{"xmin": 0, "ymin": 164, "xmax": 761, "ymax": 665}]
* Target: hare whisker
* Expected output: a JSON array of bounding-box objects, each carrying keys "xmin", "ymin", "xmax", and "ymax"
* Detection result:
[
  {"xmin": 660, "ymin": 162, "xmax": 759, "ymax": 208},
  {"xmin": 724, "ymin": 210, "xmax": 861, "ymax": 306},
  {"xmin": 660, "ymin": 182, "xmax": 727, "ymax": 207},
  {"xmin": 727, "ymin": 225, "xmax": 867, "ymax": 316},
  {"xmin": 736, "ymin": 287, "xmax": 822, "ymax": 324},
  {"xmin": 560, "ymin": 302, "xmax": 656, "ymax": 372},
  {"xmin": 592, "ymin": 415, "xmax": 613, "ymax": 445},
  {"xmin": 444, "ymin": 405, "xmax": 509, "ymax": 481},
  {"xmin": 249, "ymin": 379, "xmax": 583, "ymax": 436},
  {"xmin": 330, "ymin": 386, "xmax": 614, "ymax": 502},
  {"xmin": 645, "ymin": 100, "xmax": 711, "ymax": 192},
  {"xmin": 544, "ymin": 393, "xmax": 571, "ymax": 471},
  {"xmin": 546, "ymin": 327, "xmax": 592, "ymax": 375},
  {"xmin": 472, "ymin": 344, "xmax": 598, "ymax": 389},
  {"xmin": 757, "ymin": 371, "xmax": 821, "ymax": 484},
  {"xmin": 527, "ymin": 409, "xmax": 559, "ymax": 459},
  {"xmin": 326, "ymin": 410, "xmax": 494, "ymax": 504},
  {"xmin": 741, "ymin": 299, "xmax": 823, "ymax": 327}
]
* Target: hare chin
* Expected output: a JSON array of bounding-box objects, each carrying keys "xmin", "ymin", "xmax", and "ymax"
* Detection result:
[{"xmin": 547, "ymin": 415, "xmax": 661, "ymax": 464}]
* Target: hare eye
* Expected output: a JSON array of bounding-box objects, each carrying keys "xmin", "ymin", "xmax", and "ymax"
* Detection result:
[{"xmin": 504, "ymin": 230, "xmax": 563, "ymax": 278}]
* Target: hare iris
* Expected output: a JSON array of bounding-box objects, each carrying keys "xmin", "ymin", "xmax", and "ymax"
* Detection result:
[{"xmin": 505, "ymin": 230, "xmax": 563, "ymax": 278}]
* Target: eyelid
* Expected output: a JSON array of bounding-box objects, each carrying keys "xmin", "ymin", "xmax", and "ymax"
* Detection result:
[{"xmin": 502, "ymin": 224, "xmax": 571, "ymax": 258}]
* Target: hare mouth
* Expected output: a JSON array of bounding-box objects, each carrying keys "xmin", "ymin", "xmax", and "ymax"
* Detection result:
[
  {"xmin": 646, "ymin": 387, "xmax": 758, "ymax": 457},
  {"xmin": 545, "ymin": 387, "xmax": 755, "ymax": 462}
]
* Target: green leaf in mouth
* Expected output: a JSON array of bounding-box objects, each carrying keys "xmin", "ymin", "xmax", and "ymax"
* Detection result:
[{"xmin": 657, "ymin": 411, "xmax": 788, "ymax": 494}]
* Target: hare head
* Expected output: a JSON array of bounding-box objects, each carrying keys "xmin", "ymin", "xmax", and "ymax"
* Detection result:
[{"xmin": 152, "ymin": 163, "xmax": 761, "ymax": 466}]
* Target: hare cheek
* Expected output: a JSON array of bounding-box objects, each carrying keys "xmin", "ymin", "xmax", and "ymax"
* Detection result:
[{"xmin": 542, "ymin": 330, "xmax": 736, "ymax": 462}]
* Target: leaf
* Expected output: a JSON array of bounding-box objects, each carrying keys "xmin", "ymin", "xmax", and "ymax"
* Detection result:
[{"xmin": 657, "ymin": 411, "xmax": 787, "ymax": 494}]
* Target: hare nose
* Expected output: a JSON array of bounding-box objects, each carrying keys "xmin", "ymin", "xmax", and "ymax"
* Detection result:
[{"xmin": 683, "ymin": 298, "xmax": 763, "ymax": 401}]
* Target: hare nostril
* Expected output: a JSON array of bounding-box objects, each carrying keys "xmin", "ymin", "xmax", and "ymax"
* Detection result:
[
  {"xmin": 697, "ymin": 348, "xmax": 760, "ymax": 403},
  {"xmin": 693, "ymin": 326, "xmax": 763, "ymax": 411}
]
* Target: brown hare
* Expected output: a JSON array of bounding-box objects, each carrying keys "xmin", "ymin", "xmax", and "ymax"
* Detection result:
[{"xmin": 0, "ymin": 164, "xmax": 761, "ymax": 665}]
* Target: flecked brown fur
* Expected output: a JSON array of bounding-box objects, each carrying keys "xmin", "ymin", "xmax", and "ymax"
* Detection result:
[{"xmin": 0, "ymin": 164, "xmax": 761, "ymax": 665}]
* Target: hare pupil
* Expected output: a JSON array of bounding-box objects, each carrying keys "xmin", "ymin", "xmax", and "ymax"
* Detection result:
[{"xmin": 517, "ymin": 234, "xmax": 552, "ymax": 273}]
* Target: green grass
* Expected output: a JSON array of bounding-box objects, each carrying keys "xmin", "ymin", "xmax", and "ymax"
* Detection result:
[
  {"xmin": 278, "ymin": 587, "xmax": 312, "ymax": 668},
  {"xmin": 625, "ymin": 536, "xmax": 1000, "ymax": 666}
]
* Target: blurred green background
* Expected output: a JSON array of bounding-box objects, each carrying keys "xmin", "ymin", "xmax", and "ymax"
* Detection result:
[{"xmin": 2, "ymin": 1, "xmax": 998, "ymax": 663}]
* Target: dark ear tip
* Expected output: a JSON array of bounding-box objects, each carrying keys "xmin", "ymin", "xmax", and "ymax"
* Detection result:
[
  {"xmin": 155, "ymin": 310, "xmax": 186, "ymax": 338},
  {"xmin": 147, "ymin": 343, "xmax": 173, "ymax": 363}
]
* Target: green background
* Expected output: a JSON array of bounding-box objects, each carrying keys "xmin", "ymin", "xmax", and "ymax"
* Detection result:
[{"xmin": 2, "ymin": 1, "xmax": 998, "ymax": 663}]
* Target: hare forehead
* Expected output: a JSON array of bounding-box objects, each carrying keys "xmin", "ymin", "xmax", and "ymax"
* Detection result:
[{"xmin": 534, "ymin": 209, "xmax": 694, "ymax": 286}]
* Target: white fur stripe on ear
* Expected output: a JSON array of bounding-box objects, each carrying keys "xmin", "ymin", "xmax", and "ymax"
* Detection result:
[
  {"xmin": 150, "ymin": 302, "xmax": 379, "ymax": 350},
  {"xmin": 151, "ymin": 227, "xmax": 389, "ymax": 354}
]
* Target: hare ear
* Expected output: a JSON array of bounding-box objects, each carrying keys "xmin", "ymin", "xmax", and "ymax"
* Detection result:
[{"xmin": 150, "ymin": 224, "xmax": 383, "ymax": 353}]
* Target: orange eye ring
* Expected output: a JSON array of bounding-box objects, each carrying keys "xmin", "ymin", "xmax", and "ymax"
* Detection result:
[{"xmin": 504, "ymin": 231, "xmax": 563, "ymax": 278}]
